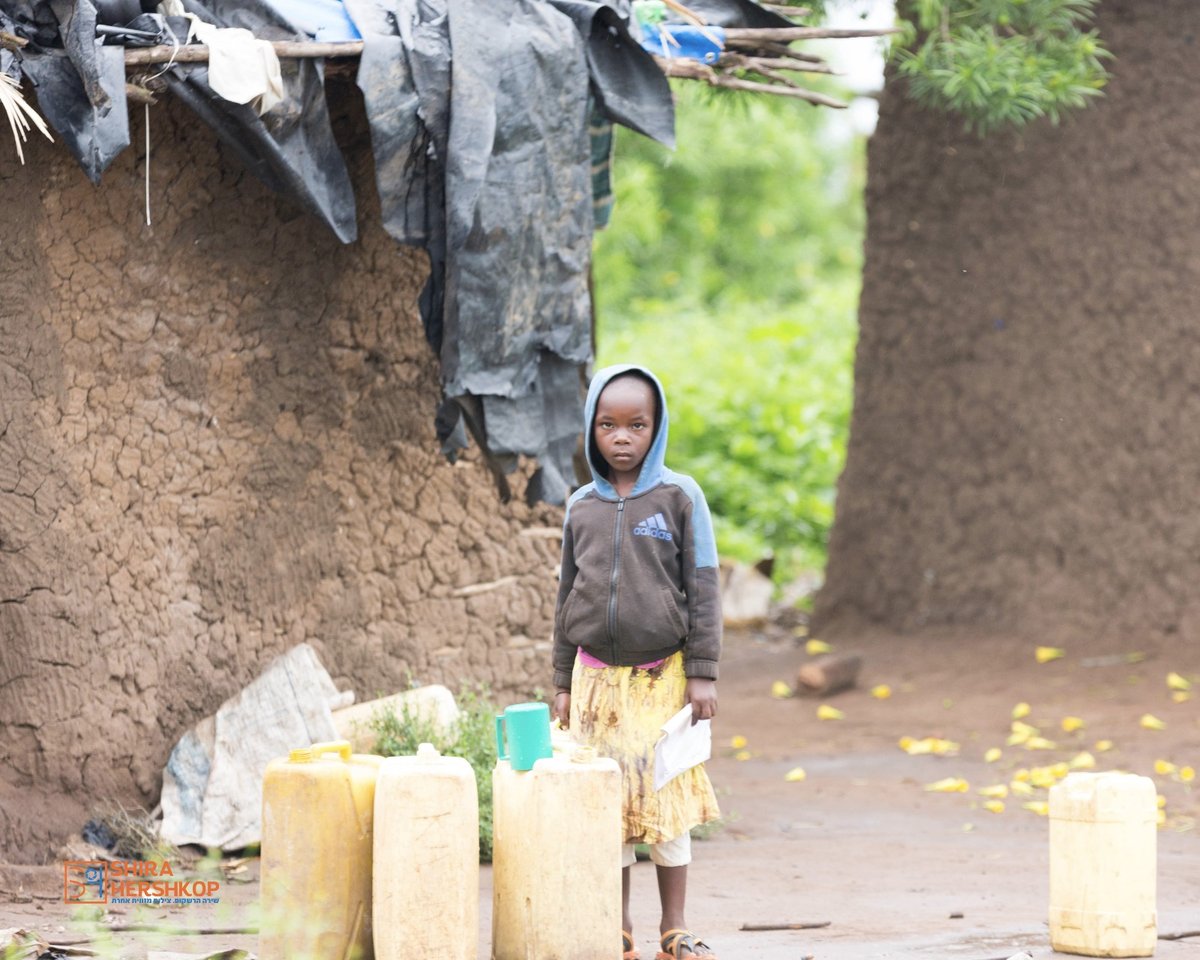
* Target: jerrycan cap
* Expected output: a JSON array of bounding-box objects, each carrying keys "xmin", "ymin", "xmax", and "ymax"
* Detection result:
[
  {"xmin": 417, "ymin": 742, "xmax": 441, "ymax": 759},
  {"xmin": 288, "ymin": 740, "xmax": 352, "ymax": 763},
  {"xmin": 572, "ymin": 745, "xmax": 597, "ymax": 764}
]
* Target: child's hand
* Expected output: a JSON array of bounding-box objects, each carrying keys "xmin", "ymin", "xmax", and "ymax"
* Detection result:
[
  {"xmin": 685, "ymin": 678, "xmax": 717, "ymax": 725},
  {"xmin": 552, "ymin": 690, "xmax": 571, "ymax": 728}
]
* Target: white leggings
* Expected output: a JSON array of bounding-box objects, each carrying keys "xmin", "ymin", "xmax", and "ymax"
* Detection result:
[{"xmin": 621, "ymin": 832, "xmax": 692, "ymax": 869}]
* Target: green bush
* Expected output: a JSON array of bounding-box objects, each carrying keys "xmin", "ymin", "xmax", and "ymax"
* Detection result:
[
  {"xmin": 368, "ymin": 686, "xmax": 498, "ymax": 862},
  {"xmin": 594, "ymin": 84, "xmax": 862, "ymax": 579}
]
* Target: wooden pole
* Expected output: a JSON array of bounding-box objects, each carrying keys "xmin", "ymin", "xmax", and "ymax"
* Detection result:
[
  {"xmin": 124, "ymin": 39, "xmax": 364, "ymax": 66},
  {"xmin": 724, "ymin": 25, "xmax": 899, "ymax": 41}
]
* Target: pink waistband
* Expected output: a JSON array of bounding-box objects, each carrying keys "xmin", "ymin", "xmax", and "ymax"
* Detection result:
[{"xmin": 577, "ymin": 647, "xmax": 667, "ymax": 671}]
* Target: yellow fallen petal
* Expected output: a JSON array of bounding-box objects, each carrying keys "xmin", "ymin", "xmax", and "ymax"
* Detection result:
[
  {"xmin": 984, "ymin": 747, "xmax": 1003, "ymax": 763},
  {"xmin": 1061, "ymin": 716, "xmax": 1085, "ymax": 733},
  {"xmin": 1157, "ymin": 794, "xmax": 1167, "ymax": 809},
  {"xmin": 1025, "ymin": 737, "xmax": 1058, "ymax": 751},
  {"xmin": 1167, "ymin": 671, "xmax": 1192, "ymax": 692},
  {"xmin": 925, "ymin": 777, "xmax": 970, "ymax": 793},
  {"xmin": 1009, "ymin": 780, "xmax": 1035, "ymax": 797},
  {"xmin": 771, "ymin": 680, "xmax": 793, "ymax": 699},
  {"xmin": 730, "ymin": 734, "xmax": 748, "ymax": 750},
  {"xmin": 816, "ymin": 704, "xmax": 844, "ymax": 721},
  {"xmin": 1179, "ymin": 766, "xmax": 1195, "ymax": 783},
  {"xmin": 1011, "ymin": 702, "xmax": 1032, "ymax": 720},
  {"xmin": 792, "ymin": 624, "xmax": 809, "ymax": 638},
  {"xmin": 870, "ymin": 684, "xmax": 892, "ymax": 700},
  {"xmin": 1007, "ymin": 721, "xmax": 1038, "ymax": 746},
  {"xmin": 983, "ymin": 799, "xmax": 1005, "ymax": 814},
  {"xmin": 1023, "ymin": 801, "xmax": 1050, "ymax": 816},
  {"xmin": 1094, "ymin": 739, "xmax": 1114, "ymax": 752},
  {"xmin": 784, "ymin": 766, "xmax": 807, "ymax": 782},
  {"xmin": 805, "ymin": 639, "xmax": 832, "ymax": 655},
  {"xmin": 1013, "ymin": 767, "xmax": 1031, "ymax": 783},
  {"xmin": 978, "ymin": 784, "xmax": 1008, "ymax": 799},
  {"xmin": 1036, "ymin": 646, "xmax": 1065, "ymax": 664},
  {"xmin": 1069, "ymin": 751, "xmax": 1096, "ymax": 770},
  {"xmin": 1172, "ymin": 691, "xmax": 1191, "ymax": 703},
  {"xmin": 1141, "ymin": 714, "xmax": 1166, "ymax": 731},
  {"xmin": 1157, "ymin": 809, "xmax": 1167, "ymax": 827},
  {"xmin": 735, "ymin": 749, "xmax": 752, "ymax": 761},
  {"xmin": 1154, "ymin": 759, "xmax": 1176, "ymax": 776},
  {"xmin": 899, "ymin": 736, "xmax": 960, "ymax": 756},
  {"xmin": 1029, "ymin": 767, "xmax": 1058, "ymax": 789}
]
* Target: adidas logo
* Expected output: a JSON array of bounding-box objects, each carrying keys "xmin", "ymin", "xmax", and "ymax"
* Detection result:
[{"xmin": 632, "ymin": 512, "xmax": 673, "ymax": 542}]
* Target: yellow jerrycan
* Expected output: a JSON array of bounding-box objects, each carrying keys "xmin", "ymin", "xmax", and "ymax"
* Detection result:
[
  {"xmin": 373, "ymin": 743, "xmax": 480, "ymax": 960},
  {"xmin": 492, "ymin": 746, "xmax": 621, "ymax": 960},
  {"xmin": 1049, "ymin": 771, "xmax": 1157, "ymax": 958},
  {"xmin": 260, "ymin": 741, "xmax": 382, "ymax": 960}
]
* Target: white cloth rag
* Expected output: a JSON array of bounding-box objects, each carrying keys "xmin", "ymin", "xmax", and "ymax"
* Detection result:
[{"xmin": 185, "ymin": 14, "xmax": 284, "ymax": 115}]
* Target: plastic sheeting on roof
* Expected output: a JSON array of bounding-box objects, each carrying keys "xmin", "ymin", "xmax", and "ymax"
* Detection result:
[{"xmin": 0, "ymin": 0, "xmax": 682, "ymax": 504}]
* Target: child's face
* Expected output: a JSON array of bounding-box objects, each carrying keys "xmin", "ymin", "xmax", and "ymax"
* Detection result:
[{"xmin": 593, "ymin": 377, "xmax": 656, "ymax": 484}]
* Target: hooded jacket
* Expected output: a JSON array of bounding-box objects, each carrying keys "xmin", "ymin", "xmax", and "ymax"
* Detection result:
[{"xmin": 552, "ymin": 364, "xmax": 722, "ymax": 690}]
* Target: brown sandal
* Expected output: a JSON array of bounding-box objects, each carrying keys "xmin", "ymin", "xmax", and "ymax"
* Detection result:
[
  {"xmin": 656, "ymin": 929, "xmax": 718, "ymax": 959},
  {"xmin": 623, "ymin": 930, "xmax": 641, "ymax": 960}
]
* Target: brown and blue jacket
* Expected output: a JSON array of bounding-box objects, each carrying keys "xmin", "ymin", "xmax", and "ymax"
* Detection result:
[{"xmin": 552, "ymin": 365, "xmax": 722, "ymax": 691}]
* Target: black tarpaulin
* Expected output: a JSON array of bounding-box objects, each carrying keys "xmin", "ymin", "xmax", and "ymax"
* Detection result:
[
  {"xmin": 344, "ymin": 0, "xmax": 675, "ymax": 502},
  {"xmin": 677, "ymin": 0, "xmax": 793, "ymax": 28},
  {"xmin": 18, "ymin": 44, "xmax": 128, "ymax": 182},
  {"xmin": 1, "ymin": 0, "xmax": 129, "ymax": 182},
  {"xmin": 547, "ymin": 0, "xmax": 674, "ymax": 148},
  {"xmin": 168, "ymin": 0, "xmax": 358, "ymax": 243}
]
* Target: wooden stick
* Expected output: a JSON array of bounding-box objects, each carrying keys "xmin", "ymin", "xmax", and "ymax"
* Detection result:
[
  {"xmin": 1, "ymin": 30, "xmax": 29, "ymax": 50},
  {"xmin": 661, "ymin": 0, "xmax": 709, "ymax": 26},
  {"xmin": 724, "ymin": 25, "xmax": 899, "ymax": 41},
  {"xmin": 759, "ymin": 41, "xmax": 825, "ymax": 63},
  {"xmin": 451, "ymin": 575, "xmax": 519, "ymax": 598},
  {"xmin": 1159, "ymin": 930, "xmax": 1200, "ymax": 941},
  {"xmin": 124, "ymin": 82, "xmax": 157, "ymax": 105},
  {"xmin": 718, "ymin": 53, "xmax": 839, "ymax": 76},
  {"xmin": 740, "ymin": 921, "xmax": 831, "ymax": 932},
  {"xmin": 656, "ymin": 56, "xmax": 846, "ymax": 107},
  {"xmin": 796, "ymin": 653, "xmax": 863, "ymax": 695},
  {"xmin": 124, "ymin": 39, "xmax": 364, "ymax": 66},
  {"xmin": 761, "ymin": 4, "xmax": 812, "ymax": 17},
  {"xmin": 107, "ymin": 924, "xmax": 259, "ymax": 935}
]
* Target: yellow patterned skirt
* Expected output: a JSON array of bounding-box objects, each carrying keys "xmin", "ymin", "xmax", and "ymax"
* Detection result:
[{"xmin": 569, "ymin": 650, "xmax": 720, "ymax": 844}]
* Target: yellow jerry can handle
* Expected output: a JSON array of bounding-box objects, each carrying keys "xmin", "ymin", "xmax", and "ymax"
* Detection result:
[{"xmin": 288, "ymin": 740, "xmax": 353, "ymax": 763}]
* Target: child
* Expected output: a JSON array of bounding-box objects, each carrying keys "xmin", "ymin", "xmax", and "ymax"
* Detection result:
[{"xmin": 551, "ymin": 364, "xmax": 721, "ymax": 960}]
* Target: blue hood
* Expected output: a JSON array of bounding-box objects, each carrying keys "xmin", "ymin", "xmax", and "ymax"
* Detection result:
[{"xmin": 584, "ymin": 364, "xmax": 669, "ymax": 499}]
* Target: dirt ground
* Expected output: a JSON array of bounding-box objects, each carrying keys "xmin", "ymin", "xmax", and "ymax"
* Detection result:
[{"xmin": 2, "ymin": 625, "xmax": 1198, "ymax": 959}]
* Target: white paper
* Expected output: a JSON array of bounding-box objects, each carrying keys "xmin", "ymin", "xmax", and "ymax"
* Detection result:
[{"xmin": 653, "ymin": 704, "xmax": 712, "ymax": 791}]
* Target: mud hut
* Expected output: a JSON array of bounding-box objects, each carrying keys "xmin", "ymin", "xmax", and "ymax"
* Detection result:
[{"xmin": 0, "ymin": 76, "xmax": 584, "ymax": 858}]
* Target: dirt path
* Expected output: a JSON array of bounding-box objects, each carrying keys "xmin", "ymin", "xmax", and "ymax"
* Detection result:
[{"xmin": 3, "ymin": 627, "xmax": 1198, "ymax": 958}]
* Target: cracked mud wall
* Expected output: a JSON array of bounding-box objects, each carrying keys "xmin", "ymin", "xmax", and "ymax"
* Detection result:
[
  {"xmin": 817, "ymin": 2, "xmax": 1200, "ymax": 646},
  {"xmin": 0, "ymin": 85, "xmax": 562, "ymax": 860}
]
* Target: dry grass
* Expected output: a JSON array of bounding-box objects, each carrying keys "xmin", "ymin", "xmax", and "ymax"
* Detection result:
[{"xmin": 0, "ymin": 72, "xmax": 52, "ymax": 163}]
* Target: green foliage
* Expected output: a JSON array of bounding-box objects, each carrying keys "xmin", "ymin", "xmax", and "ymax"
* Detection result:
[
  {"xmin": 369, "ymin": 686, "xmax": 498, "ymax": 862},
  {"xmin": 594, "ymin": 84, "xmax": 862, "ymax": 578},
  {"xmin": 893, "ymin": 0, "xmax": 1111, "ymax": 133}
]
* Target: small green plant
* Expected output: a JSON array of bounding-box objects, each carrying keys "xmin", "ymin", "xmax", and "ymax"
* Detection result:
[{"xmin": 369, "ymin": 685, "xmax": 499, "ymax": 862}]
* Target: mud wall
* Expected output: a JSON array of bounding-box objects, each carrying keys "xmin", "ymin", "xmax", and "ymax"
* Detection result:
[
  {"xmin": 817, "ymin": 2, "xmax": 1200, "ymax": 646},
  {"xmin": 0, "ymin": 85, "xmax": 562, "ymax": 860}
]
